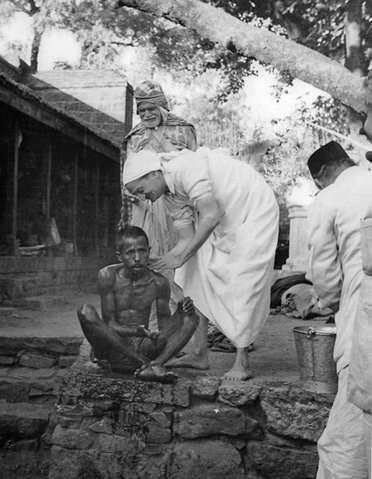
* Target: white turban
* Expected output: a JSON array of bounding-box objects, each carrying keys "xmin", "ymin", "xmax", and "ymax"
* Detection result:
[{"xmin": 123, "ymin": 150, "xmax": 162, "ymax": 185}]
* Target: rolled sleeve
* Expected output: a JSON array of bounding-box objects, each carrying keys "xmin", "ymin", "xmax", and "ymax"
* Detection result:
[
  {"xmin": 174, "ymin": 156, "xmax": 213, "ymax": 206},
  {"xmin": 168, "ymin": 204, "xmax": 195, "ymax": 231}
]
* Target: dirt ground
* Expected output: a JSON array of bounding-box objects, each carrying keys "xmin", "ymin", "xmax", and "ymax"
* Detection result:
[{"xmin": 0, "ymin": 287, "xmax": 326, "ymax": 384}]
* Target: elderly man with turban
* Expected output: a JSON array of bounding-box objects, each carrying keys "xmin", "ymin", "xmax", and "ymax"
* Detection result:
[
  {"xmin": 123, "ymin": 147, "xmax": 279, "ymax": 380},
  {"xmin": 120, "ymin": 80, "xmax": 197, "ymax": 250}
]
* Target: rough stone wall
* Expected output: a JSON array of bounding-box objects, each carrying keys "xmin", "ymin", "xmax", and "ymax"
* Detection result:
[
  {"xmin": 50, "ymin": 349, "xmax": 334, "ymax": 479},
  {"xmin": 0, "ymin": 257, "xmax": 111, "ymax": 305}
]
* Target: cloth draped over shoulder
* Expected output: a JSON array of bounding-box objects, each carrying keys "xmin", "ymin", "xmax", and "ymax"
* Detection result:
[
  {"xmin": 124, "ymin": 113, "xmax": 197, "ymax": 154},
  {"xmin": 158, "ymin": 148, "xmax": 279, "ymax": 348}
]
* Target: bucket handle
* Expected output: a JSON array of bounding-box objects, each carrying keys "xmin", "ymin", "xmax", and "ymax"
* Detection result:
[{"xmin": 307, "ymin": 327, "xmax": 316, "ymax": 339}]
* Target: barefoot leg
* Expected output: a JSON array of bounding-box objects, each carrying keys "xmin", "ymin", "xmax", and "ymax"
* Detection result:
[
  {"xmin": 166, "ymin": 309, "xmax": 210, "ymax": 370},
  {"xmin": 223, "ymin": 347, "xmax": 253, "ymax": 381}
]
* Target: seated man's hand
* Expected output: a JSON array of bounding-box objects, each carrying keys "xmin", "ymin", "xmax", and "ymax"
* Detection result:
[
  {"xmin": 180, "ymin": 297, "xmax": 195, "ymax": 315},
  {"xmin": 137, "ymin": 325, "xmax": 160, "ymax": 341}
]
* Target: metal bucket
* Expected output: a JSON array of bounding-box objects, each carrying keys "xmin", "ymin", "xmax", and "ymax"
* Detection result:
[{"xmin": 292, "ymin": 325, "xmax": 338, "ymax": 394}]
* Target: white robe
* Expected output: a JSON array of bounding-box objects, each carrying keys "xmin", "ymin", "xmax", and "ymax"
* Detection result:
[{"xmin": 162, "ymin": 148, "xmax": 279, "ymax": 348}]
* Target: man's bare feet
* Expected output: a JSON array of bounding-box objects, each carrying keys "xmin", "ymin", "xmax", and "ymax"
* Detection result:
[
  {"xmin": 222, "ymin": 346, "xmax": 253, "ymax": 381},
  {"xmin": 135, "ymin": 364, "xmax": 178, "ymax": 383},
  {"xmin": 166, "ymin": 352, "xmax": 210, "ymax": 370},
  {"xmin": 223, "ymin": 365, "xmax": 253, "ymax": 381}
]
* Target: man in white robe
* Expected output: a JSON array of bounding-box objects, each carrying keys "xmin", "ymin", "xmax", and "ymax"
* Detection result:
[
  {"xmin": 306, "ymin": 141, "xmax": 372, "ymax": 479},
  {"xmin": 123, "ymin": 147, "xmax": 279, "ymax": 380}
]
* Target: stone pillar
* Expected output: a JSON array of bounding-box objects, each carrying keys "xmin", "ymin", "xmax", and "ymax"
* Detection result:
[
  {"xmin": 282, "ymin": 204, "xmax": 310, "ymax": 274},
  {"xmin": 282, "ymin": 178, "xmax": 315, "ymax": 274}
]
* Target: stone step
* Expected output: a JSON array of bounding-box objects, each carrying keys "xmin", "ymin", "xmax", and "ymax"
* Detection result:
[
  {"xmin": 0, "ymin": 402, "xmax": 54, "ymax": 439},
  {"xmin": 23, "ymin": 296, "xmax": 70, "ymax": 311},
  {"xmin": 0, "ymin": 367, "xmax": 57, "ymax": 402},
  {"xmin": 0, "ymin": 336, "xmax": 83, "ymax": 358}
]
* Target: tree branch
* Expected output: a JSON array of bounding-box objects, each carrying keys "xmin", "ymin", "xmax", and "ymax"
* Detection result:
[{"xmin": 115, "ymin": 0, "xmax": 369, "ymax": 114}]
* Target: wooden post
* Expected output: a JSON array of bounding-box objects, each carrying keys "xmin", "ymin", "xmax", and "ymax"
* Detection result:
[
  {"xmin": 46, "ymin": 133, "xmax": 53, "ymax": 257},
  {"xmin": 73, "ymin": 154, "xmax": 78, "ymax": 256},
  {"xmin": 46, "ymin": 134, "xmax": 52, "ymax": 220},
  {"xmin": 94, "ymin": 157, "xmax": 100, "ymax": 257},
  {"xmin": 12, "ymin": 121, "xmax": 20, "ymax": 256}
]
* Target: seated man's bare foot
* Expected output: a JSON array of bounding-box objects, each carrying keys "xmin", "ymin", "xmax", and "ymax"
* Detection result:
[
  {"xmin": 166, "ymin": 352, "xmax": 210, "ymax": 370},
  {"xmin": 135, "ymin": 364, "xmax": 178, "ymax": 384},
  {"xmin": 223, "ymin": 365, "xmax": 253, "ymax": 381}
]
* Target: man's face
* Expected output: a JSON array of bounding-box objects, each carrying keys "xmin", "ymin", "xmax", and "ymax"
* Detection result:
[
  {"xmin": 126, "ymin": 172, "xmax": 166, "ymax": 203},
  {"xmin": 119, "ymin": 236, "xmax": 150, "ymax": 277},
  {"xmin": 137, "ymin": 102, "xmax": 162, "ymax": 129}
]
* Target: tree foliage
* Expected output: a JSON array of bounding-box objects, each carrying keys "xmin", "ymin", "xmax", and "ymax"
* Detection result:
[{"xmin": 3, "ymin": 1, "xmax": 372, "ymax": 99}]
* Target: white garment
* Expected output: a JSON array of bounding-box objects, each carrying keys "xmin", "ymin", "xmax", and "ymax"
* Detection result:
[
  {"xmin": 307, "ymin": 166, "xmax": 372, "ymax": 373},
  {"xmin": 162, "ymin": 148, "xmax": 279, "ymax": 348},
  {"xmin": 316, "ymin": 367, "xmax": 368, "ymax": 479},
  {"xmin": 348, "ymin": 217, "xmax": 372, "ymax": 414},
  {"xmin": 362, "ymin": 413, "xmax": 372, "ymax": 478}
]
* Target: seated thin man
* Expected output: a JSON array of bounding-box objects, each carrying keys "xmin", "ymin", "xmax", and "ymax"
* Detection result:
[{"xmin": 77, "ymin": 226, "xmax": 199, "ymax": 383}]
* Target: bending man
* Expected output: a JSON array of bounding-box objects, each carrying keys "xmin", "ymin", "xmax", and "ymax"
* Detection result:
[{"xmin": 124, "ymin": 147, "xmax": 279, "ymax": 380}]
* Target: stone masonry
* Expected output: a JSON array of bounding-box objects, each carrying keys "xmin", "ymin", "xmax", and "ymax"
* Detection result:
[{"xmin": 49, "ymin": 343, "xmax": 334, "ymax": 479}]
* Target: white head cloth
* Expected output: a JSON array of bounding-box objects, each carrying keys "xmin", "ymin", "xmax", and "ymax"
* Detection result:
[{"xmin": 123, "ymin": 150, "xmax": 162, "ymax": 185}]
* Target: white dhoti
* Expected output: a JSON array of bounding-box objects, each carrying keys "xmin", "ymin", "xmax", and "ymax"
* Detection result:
[{"xmin": 167, "ymin": 148, "xmax": 279, "ymax": 348}]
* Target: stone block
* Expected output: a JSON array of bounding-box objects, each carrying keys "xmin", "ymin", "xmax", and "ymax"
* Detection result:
[
  {"xmin": 48, "ymin": 446, "xmax": 81, "ymax": 479},
  {"xmin": 164, "ymin": 439, "xmax": 245, "ymax": 479},
  {"xmin": 9, "ymin": 367, "xmax": 56, "ymax": 380},
  {"xmin": 218, "ymin": 380, "xmax": 261, "ymax": 406},
  {"xmin": 19, "ymin": 352, "xmax": 57, "ymax": 369},
  {"xmin": 56, "ymin": 369, "xmax": 192, "ymax": 407},
  {"xmin": 192, "ymin": 375, "xmax": 220, "ymax": 400},
  {"xmin": 149, "ymin": 411, "xmax": 171, "ymax": 428},
  {"xmin": 174, "ymin": 404, "xmax": 245, "ymax": 439},
  {"xmin": 246, "ymin": 441, "xmax": 318, "ymax": 479},
  {"xmin": 0, "ymin": 356, "xmax": 15, "ymax": 365},
  {"xmin": 0, "ymin": 402, "xmax": 51, "ymax": 437},
  {"xmin": 97, "ymin": 432, "xmax": 143, "ymax": 454},
  {"xmin": 146, "ymin": 418, "xmax": 172, "ymax": 444},
  {"xmin": 260, "ymin": 385, "xmax": 332, "ymax": 442},
  {"xmin": 52, "ymin": 424, "xmax": 95, "ymax": 450},
  {"xmin": 0, "ymin": 378, "xmax": 29, "ymax": 402},
  {"xmin": 56, "ymin": 403, "xmax": 94, "ymax": 419},
  {"xmin": 11, "ymin": 438, "xmax": 39, "ymax": 451},
  {"xmin": 58, "ymin": 356, "xmax": 77, "ymax": 368},
  {"xmin": 88, "ymin": 416, "xmax": 114, "ymax": 434}
]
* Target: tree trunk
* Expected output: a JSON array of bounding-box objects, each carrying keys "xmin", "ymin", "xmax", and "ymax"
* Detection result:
[
  {"xmin": 344, "ymin": 0, "xmax": 366, "ymax": 75},
  {"xmin": 30, "ymin": 30, "xmax": 42, "ymax": 74},
  {"xmin": 116, "ymin": 0, "xmax": 370, "ymax": 114}
]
